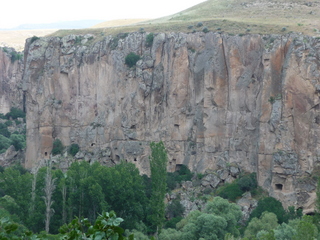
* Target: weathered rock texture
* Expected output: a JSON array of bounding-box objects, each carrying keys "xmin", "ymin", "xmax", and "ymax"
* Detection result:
[
  {"xmin": 0, "ymin": 48, "xmax": 24, "ymax": 114},
  {"xmin": 22, "ymin": 32, "xmax": 320, "ymax": 213}
]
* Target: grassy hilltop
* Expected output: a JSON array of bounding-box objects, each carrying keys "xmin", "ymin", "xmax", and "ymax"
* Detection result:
[{"xmin": 52, "ymin": 0, "xmax": 320, "ymax": 37}]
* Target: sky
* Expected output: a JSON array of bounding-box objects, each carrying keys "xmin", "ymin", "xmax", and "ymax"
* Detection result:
[{"xmin": 0, "ymin": 0, "xmax": 206, "ymax": 29}]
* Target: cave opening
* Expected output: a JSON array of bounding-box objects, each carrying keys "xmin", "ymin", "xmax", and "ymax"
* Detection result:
[{"xmin": 275, "ymin": 183, "xmax": 283, "ymax": 191}]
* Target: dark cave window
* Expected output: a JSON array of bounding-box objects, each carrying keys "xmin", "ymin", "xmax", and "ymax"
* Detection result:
[
  {"xmin": 275, "ymin": 184, "xmax": 283, "ymax": 191},
  {"xmin": 45, "ymin": 152, "xmax": 48, "ymax": 157},
  {"xmin": 91, "ymin": 143, "xmax": 95, "ymax": 146},
  {"xmin": 134, "ymin": 158, "xmax": 137, "ymax": 162}
]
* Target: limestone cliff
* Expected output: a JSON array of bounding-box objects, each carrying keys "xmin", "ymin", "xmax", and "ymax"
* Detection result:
[
  {"xmin": 22, "ymin": 32, "xmax": 320, "ymax": 213},
  {"xmin": 0, "ymin": 48, "xmax": 24, "ymax": 114}
]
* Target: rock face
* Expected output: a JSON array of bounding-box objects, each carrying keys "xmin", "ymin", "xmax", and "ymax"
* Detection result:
[
  {"xmin": 0, "ymin": 48, "xmax": 24, "ymax": 114},
  {"xmin": 22, "ymin": 32, "xmax": 320, "ymax": 213}
]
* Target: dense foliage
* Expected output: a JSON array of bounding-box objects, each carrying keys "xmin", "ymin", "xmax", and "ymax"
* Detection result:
[
  {"xmin": 52, "ymin": 139, "xmax": 64, "ymax": 155},
  {"xmin": 0, "ymin": 108, "xmax": 26, "ymax": 154},
  {"xmin": 147, "ymin": 141, "xmax": 168, "ymax": 233},
  {"xmin": 0, "ymin": 140, "xmax": 318, "ymax": 239},
  {"xmin": 217, "ymin": 172, "xmax": 257, "ymax": 201},
  {"xmin": 125, "ymin": 52, "xmax": 140, "ymax": 68}
]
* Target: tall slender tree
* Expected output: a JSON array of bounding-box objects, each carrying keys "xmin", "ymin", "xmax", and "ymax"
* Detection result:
[
  {"xmin": 147, "ymin": 141, "xmax": 168, "ymax": 234},
  {"xmin": 43, "ymin": 161, "xmax": 56, "ymax": 233}
]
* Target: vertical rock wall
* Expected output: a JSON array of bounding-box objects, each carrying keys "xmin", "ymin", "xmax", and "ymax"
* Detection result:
[
  {"xmin": 0, "ymin": 48, "xmax": 24, "ymax": 114},
  {"xmin": 22, "ymin": 32, "xmax": 320, "ymax": 212}
]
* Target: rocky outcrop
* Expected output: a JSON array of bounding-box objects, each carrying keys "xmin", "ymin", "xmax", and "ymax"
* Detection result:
[
  {"xmin": 21, "ymin": 32, "xmax": 320, "ymax": 213},
  {"xmin": 0, "ymin": 48, "xmax": 24, "ymax": 114}
]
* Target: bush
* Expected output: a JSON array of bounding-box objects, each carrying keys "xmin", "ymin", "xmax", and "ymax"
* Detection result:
[
  {"xmin": 0, "ymin": 124, "xmax": 10, "ymax": 138},
  {"xmin": 166, "ymin": 165, "xmax": 193, "ymax": 190},
  {"xmin": 202, "ymin": 27, "xmax": 209, "ymax": 33},
  {"xmin": 217, "ymin": 182, "xmax": 243, "ymax": 201},
  {"xmin": 166, "ymin": 199, "xmax": 185, "ymax": 219},
  {"xmin": 10, "ymin": 52, "xmax": 23, "ymax": 63},
  {"xmin": 4, "ymin": 121, "xmax": 12, "ymax": 127},
  {"xmin": 68, "ymin": 143, "xmax": 79, "ymax": 156},
  {"xmin": 30, "ymin": 36, "xmax": 40, "ymax": 44},
  {"xmin": 51, "ymin": 139, "xmax": 64, "ymax": 156},
  {"xmin": 249, "ymin": 197, "xmax": 287, "ymax": 224},
  {"xmin": 5, "ymin": 108, "xmax": 25, "ymax": 120},
  {"xmin": 146, "ymin": 33, "xmax": 154, "ymax": 47},
  {"xmin": 237, "ymin": 172, "xmax": 257, "ymax": 192},
  {"xmin": 0, "ymin": 135, "xmax": 12, "ymax": 152},
  {"xmin": 9, "ymin": 134, "xmax": 26, "ymax": 151},
  {"xmin": 197, "ymin": 22, "xmax": 203, "ymax": 27},
  {"xmin": 125, "ymin": 52, "xmax": 141, "ymax": 68}
]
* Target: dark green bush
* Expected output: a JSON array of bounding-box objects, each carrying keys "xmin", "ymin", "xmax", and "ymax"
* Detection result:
[
  {"xmin": 146, "ymin": 33, "xmax": 154, "ymax": 47},
  {"xmin": 30, "ymin": 36, "xmax": 40, "ymax": 44},
  {"xmin": 5, "ymin": 108, "xmax": 25, "ymax": 120},
  {"xmin": 68, "ymin": 143, "xmax": 79, "ymax": 156},
  {"xmin": 14, "ymin": 119, "xmax": 22, "ymax": 125},
  {"xmin": 10, "ymin": 52, "xmax": 23, "ymax": 63},
  {"xmin": 164, "ymin": 217, "xmax": 183, "ymax": 229},
  {"xmin": 249, "ymin": 197, "xmax": 287, "ymax": 224},
  {"xmin": 166, "ymin": 199, "xmax": 185, "ymax": 219},
  {"xmin": 125, "ymin": 52, "xmax": 140, "ymax": 68},
  {"xmin": 202, "ymin": 27, "xmax": 209, "ymax": 33},
  {"xmin": 4, "ymin": 121, "xmax": 12, "ymax": 127},
  {"xmin": 197, "ymin": 22, "xmax": 203, "ymax": 27},
  {"xmin": 0, "ymin": 123, "xmax": 10, "ymax": 138},
  {"xmin": 166, "ymin": 165, "xmax": 193, "ymax": 190},
  {"xmin": 0, "ymin": 135, "xmax": 12, "ymax": 153},
  {"xmin": 10, "ymin": 134, "xmax": 26, "ymax": 151},
  {"xmin": 237, "ymin": 172, "xmax": 257, "ymax": 192},
  {"xmin": 217, "ymin": 182, "xmax": 243, "ymax": 202},
  {"xmin": 51, "ymin": 139, "xmax": 64, "ymax": 156},
  {"xmin": 0, "ymin": 114, "xmax": 5, "ymax": 119}
]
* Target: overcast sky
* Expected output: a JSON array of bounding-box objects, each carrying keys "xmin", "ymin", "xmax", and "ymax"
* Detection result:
[{"xmin": 0, "ymin": 0, "xmax": 206, "ymax": 29}]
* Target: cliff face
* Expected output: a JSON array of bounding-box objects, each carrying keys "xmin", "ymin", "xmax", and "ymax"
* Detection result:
[
  {"xmin": 0, "ymin": 49, "xmax": 24, "ymax": 114},
  {"xmin": 22, "ymin": 32, "xmax": 320, "ymax": 212}
]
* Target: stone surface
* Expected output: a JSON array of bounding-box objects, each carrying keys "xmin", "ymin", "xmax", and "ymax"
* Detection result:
[
  {"xmin": 0, "ymin": 48, "xmax": 24, "ymax": 114},
  {"xmin": 16, "ymin": 32, "xmax": 320, "ymax": 213}
]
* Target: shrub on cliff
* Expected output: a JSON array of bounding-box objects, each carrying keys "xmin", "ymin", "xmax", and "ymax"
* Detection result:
[
  {"xmin": 0, "ymin": 135, "xmax": 12, "ymax": 154},
  {"xmin": 125, "ymin": 52, "xmax": 140, "ymax": 68},
  {"xmin": 145, "ymin": 33, "xmax": 154, "ymax": 47},
  {"xmin": 10, "ymin": 134, "xmax": 26, "ymax": 151},
  {"xmin": 68, "ymin": 143, "xmax": 79, "ymax": 156},
  {"xmin": 52, "ymin": 139, "xmax": 64, "ymax": 156}
]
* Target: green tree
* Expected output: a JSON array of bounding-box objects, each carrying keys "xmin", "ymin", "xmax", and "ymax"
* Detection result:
[
  {"xmin": 147, "ymin": 141, "xmax": 168, "ymax": 234},
  {"xmin": 292, "ymin": 215, "xmax": 318, "ymax": 240},
  {"xmin": 249, "ymin": 197, "xmax": 287, "ymax": 224},
  {"xmin": 244, "ymin": 212, "xmax": 279, "ymax": 239},
  {"xmin": 204, "ymin": 197, "xmax": 242, "ymax": 237},
  {"xmin": 0, "ymin": 165, "xmax": 33, "ymax": 227},
  {"xmin": 170, "ymin": 197, "xmax": 242, "ymax": 240},
  {"xmin": 5, "ymin": 107, "xmax": 25, "ymax": 120},
  {"xmin": 59, "ymin": 211, "xmax": 133, "ymax": 240},
  {"xmin": 274, "ymin": 222, "xmax": 296, "ymax": 240}
]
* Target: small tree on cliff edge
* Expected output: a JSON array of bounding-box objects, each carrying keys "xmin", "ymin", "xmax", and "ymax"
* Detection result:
[{"xmin": 147, "ymin": 141, "xmax": 168, "ymax": 235}]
